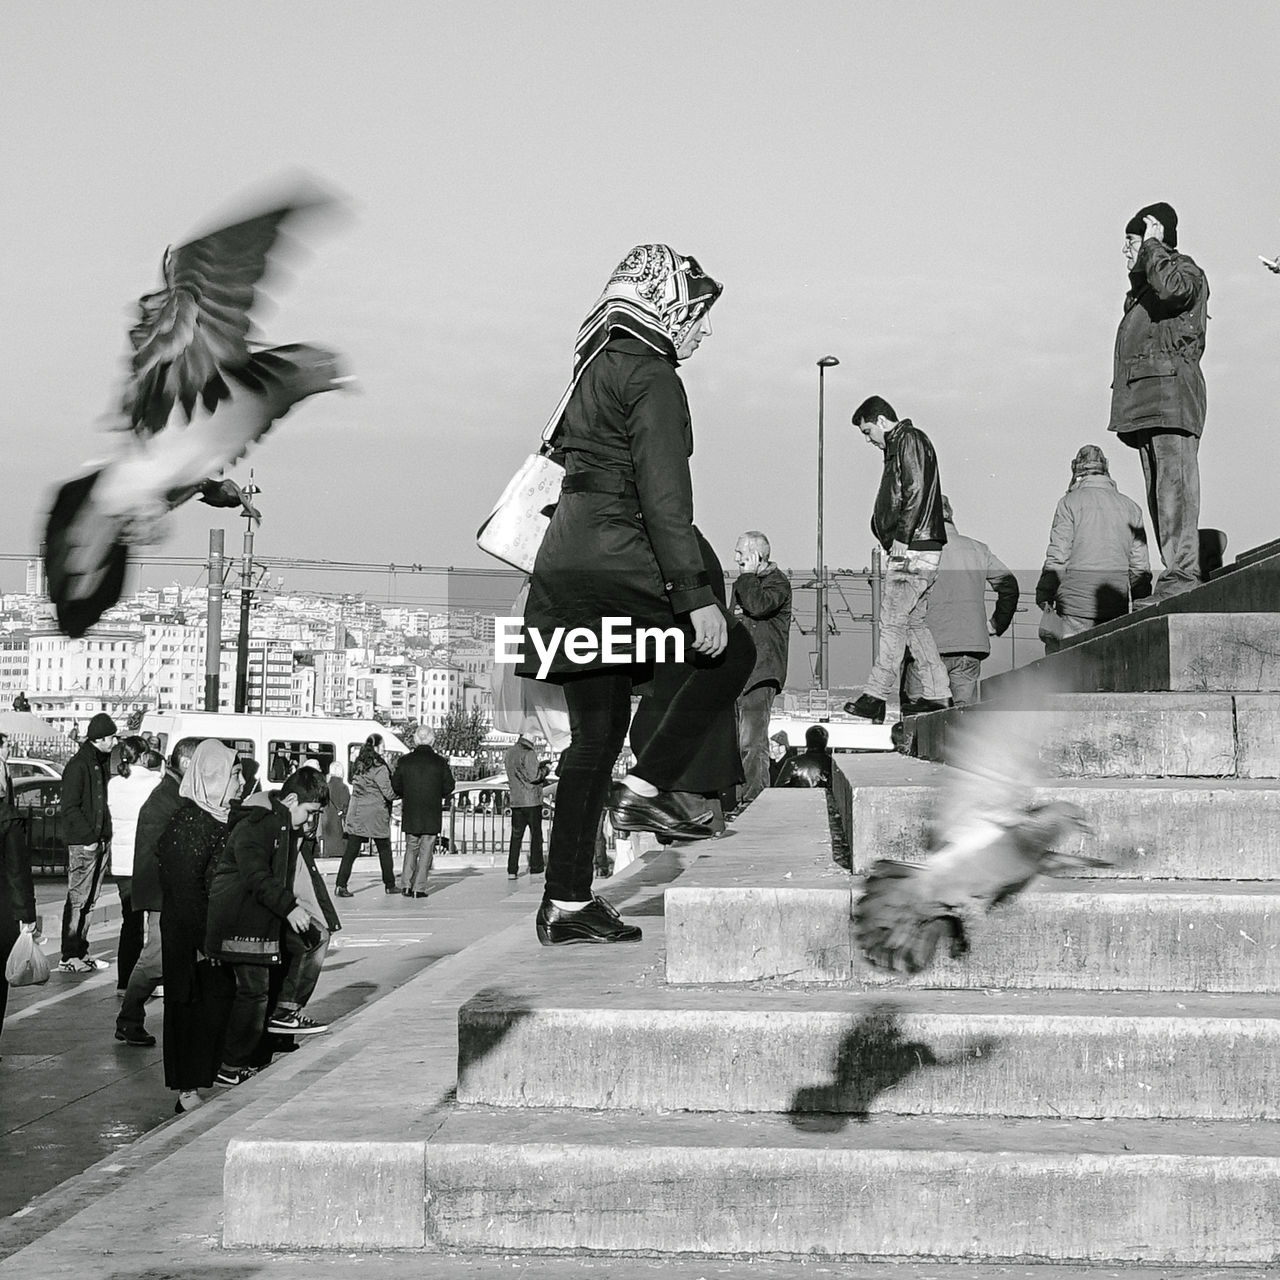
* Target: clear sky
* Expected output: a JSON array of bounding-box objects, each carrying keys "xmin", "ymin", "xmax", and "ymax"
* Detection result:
[{"xmin": 2, "ymin": 1, "xmax": 1278, "ymax": 679}]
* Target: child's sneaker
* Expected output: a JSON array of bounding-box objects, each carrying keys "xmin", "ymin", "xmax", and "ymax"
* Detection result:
[{"xmin": 214, "ymin": 1065, "xmax": 259, "ymax": 1087}]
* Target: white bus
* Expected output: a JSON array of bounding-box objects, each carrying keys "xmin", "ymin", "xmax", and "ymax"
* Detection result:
[{"xmin": 138, "ymin": 711, "xmax": 410, "ymax": 784}]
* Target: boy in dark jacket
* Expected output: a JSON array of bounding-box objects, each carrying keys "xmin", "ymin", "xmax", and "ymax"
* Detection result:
[
  {"xmin": 58, "ymin": 712, "xmax": 117, "ymax": 971},
  {"xmin": 205, "ymin": 767, "xmax": 330, "ymax": 1086}
]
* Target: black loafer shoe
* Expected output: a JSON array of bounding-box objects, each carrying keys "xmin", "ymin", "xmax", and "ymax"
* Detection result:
[
  {"xmin": 844, "ymin": 694, "xmax": 887, "ymax": 724},
  {"xmin": 900, "ymin": 698, "xmax": 951, "ymax": 716},
  {"xmin": 114, "ymin": 1026, "xmax": 156, "ymax": 1048},
  {"xmin": 608, "ymin": 783, "xmax": 716, "ymax": 841},
  {"xmin": 334, "ymin": 886, "xmax": 354, "ymax": 898},
  {"xmin": 536, "ymin": 897, "xmax": 643, "ymax": 946}
]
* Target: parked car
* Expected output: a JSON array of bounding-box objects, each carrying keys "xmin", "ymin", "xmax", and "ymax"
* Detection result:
[
  {"xmin": 446, "ymin": 774, "xmax": 559, "ymax": 820},
  {"xmin": 6, "ymin": 757, "xmax": 64, "ymax": 781},
  {"xmin": 11, "ymin": 776, "xmax": 66, "ymax": 875}
]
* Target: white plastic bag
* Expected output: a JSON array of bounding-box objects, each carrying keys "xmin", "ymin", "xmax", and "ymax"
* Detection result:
[
  {"xmin": 5, "ymin": 930, "xmax": 51, "ymax": 987},
  {"xmin": 490, "ymin": 582, "xmax": 572, "ymax": 752}
]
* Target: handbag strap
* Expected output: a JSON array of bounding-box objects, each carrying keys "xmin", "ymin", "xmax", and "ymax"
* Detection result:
[{"xmin": 537, "ymin": 346, "xmax": 609, "ymax": 452}]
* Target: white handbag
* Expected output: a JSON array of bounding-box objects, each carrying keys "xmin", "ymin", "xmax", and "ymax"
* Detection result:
[{"xmin": 476, "ymin": 355, "xmax": 600, "ymax": 573}]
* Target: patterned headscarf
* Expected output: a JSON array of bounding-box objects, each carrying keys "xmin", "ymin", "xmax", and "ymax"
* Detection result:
[
  {"xmin": 573, "ymin": 244, "xmax": 723, "ymax": 375},
  {"xmin": 179, "ymin": 739, "xmax": 241, "ymax": 824}
]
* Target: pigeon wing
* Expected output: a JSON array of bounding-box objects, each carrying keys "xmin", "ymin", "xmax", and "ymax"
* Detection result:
[{"xmin": 123, "ymin": 199, "xmax": 322, "ymax": 435}]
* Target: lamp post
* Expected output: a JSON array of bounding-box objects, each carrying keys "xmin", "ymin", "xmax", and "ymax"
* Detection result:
[{"xmin": 815, "ymin": 356, "xmax": 840, "ymax": 688}]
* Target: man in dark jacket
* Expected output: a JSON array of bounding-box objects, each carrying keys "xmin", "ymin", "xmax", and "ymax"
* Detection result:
[
  {"xmin": 393, "ymin": 725, "xmax": 456, "ymax": 894},
  {"xmin": 206, "ymin": 767, "xmax": 329, "ymax": 1085},
  {"xmin": 58, "ymin": 712, "xmax": 117, "ymax": 971},
  {"xmin": 902, "ymin": 496, "xmax": 1020, "ymax": 708},
  {"xmin": 115, "ymin": 736, "xmax": 199, "ymax": 1044},
  {"xmin": 1, "ymin": 733, "xmax": 41, "ymax": 1048},
  {"xmin": 1109, "ymin": 202, "xmax": 1208, "ymax": 603},
  {"xmin": 731, "ymin": 530, "xmax": 792, "ymax": 806},
  {"xmin": 773, "ymin": 724, "xmax": 833, "ymax": 789},
  {"xmin": 845, "ymin": 397, "xmax": 951, "ymax": 723}
]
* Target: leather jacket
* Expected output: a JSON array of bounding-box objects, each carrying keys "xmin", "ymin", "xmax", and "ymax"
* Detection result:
[{"xmin": 871, "ymin": 419, "xmax": 947, "ymax": 551}]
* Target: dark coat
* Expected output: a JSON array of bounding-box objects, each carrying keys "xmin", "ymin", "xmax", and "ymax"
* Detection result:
[
  {"xmin": 1109, "ymin": 239, "xmax": 1208, "ymax": 439},
  {"xmin": 60, "ymin": 740, "xmax": 112, "ymax": 846},
  {"xmin": 627, "ymin": 534, "xmax": 748, "ymax": 796},
  {"xmin": 0, "ymin": 772, "xmax": 37, "ymax": 927},
  {"xmin": 520, "ymin": 337, "xmax": 719, "ymax": 679},
  {"xmin": 130, "ymin": 770, "xmax": 182, "ymax": 912},
  {"xmin": 320, "ymin": 776, "xmax": 350, "ymax": 858},
  {"xmin": 871, "ymin": 420, "xmax": 946, "ymax": 552},
  {"xmin": 156, "ymin": 800, "xmax": 229, "ymax": 1002},
  {"xmin": 205, "ymin": 792, "xmax": 298, "ymax": 966},
  {"xmin": 392, "ymin": 746, "xmax": 455, "ymax": 834},
  {"xmin": 345, "ymin": 761, "xmax": 394, "ymax": 839},
  {"xmin": 731, "ymin": 565, "xmax": 792, "ymax": 693},
  {"xmin": 774, "ymin": 748, "xmax": 832, "ymax": 789}
]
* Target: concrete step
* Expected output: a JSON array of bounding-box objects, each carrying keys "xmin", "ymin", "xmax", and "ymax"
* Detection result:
[
  {"xmin": 909, "ymin": 692, "xmax": 1280, "ymax": 778},
  {"xmin": 981, "ymin": 612, "xmax": 1280, "ymax": 697},
  {"xmin": 837, "ymin": 755, "xmax": 1280, "ymax": 879},
  {"xmin": 456, "ymin": 987, "xmax": 1280, "ymax": 1120},
  {"xmin": 224, "ymin": 1111, "xmax": 1280, "ymax": 1262},
  {"xmin": 665, "ymin": 879, "xmax": 1280, "ymax": 990}
]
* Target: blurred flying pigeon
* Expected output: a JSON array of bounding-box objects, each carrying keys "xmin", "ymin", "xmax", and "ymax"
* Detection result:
[
  {"xmin": 43, "ymin": 191, "xmax": 349, "ymax": 637},
  {"xmin": 853, "ymin": 686, "xmax": 1105, "ymax": 974}
]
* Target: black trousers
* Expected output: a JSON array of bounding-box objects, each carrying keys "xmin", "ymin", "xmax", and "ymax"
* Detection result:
[
  {"xmin": 114, "ymin": 878, "xmax": 145, "ymax": 990},
  {"xmin": 336, "ymin": 835, "xmax": 395, "ymax": 889},
  {"xmin": 545, "ymin": 623, "xmax": 755, "ymax": 903},
  {"xmin": 508, "ymin": 806, "xmax": 545, "ymax": 875}
]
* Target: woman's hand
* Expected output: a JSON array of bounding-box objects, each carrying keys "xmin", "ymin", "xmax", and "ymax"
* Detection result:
[
  {"xmin": 286, "ymin": 905, "xmax": 312, "ymax": 933},
  {"xmin": 688, "ymin": 605, "xmax": 728, "ymax": 658}
]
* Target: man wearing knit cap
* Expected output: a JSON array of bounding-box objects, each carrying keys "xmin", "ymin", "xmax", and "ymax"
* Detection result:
[
  {"xmin": 58, "ymin": 711, "xmax": 117, "ymax": 972},
  {"xmin": 1036, "ymin": 446, "xmax": 1152, "ymax": 651},
  {"xmin": 1109, "ymin": 202, "xmax": 1209, "ymax": 603}
]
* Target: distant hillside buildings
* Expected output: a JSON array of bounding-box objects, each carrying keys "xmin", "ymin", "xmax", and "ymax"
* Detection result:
[{"xmin": 0, "ymin": 582, "xmax": 496, "ymax": 738}]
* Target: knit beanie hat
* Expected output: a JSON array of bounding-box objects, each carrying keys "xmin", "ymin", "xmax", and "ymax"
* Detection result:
[
  {"xmin": 1125, "ymin": 202, "xmax": 1178, "ymax": 248},
  {"xmin": 1071, "ymin": 445, "xmax": 1110, "ymax": 477},
  {"xmin": 86, "ymin": 712, "xmax": 118, "ymax": 741}
]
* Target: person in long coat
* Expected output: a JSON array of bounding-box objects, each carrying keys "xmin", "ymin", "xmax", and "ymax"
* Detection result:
[
  {"xmin": 0, "ymin": 733, "xmax": 40, "ymax": 1052},
  {"xmin": 517, "ymin": 245, "xmax": 755, "ymax": 947},
  {"xmin": 156, "ymin": 740, "xmax": 241, "ymax": 1113},
  {"xmin": 334, "ymin": 736, "xmax": 396, "ymax": 896},
  {"xmin": 320, "ymin": 761, "xmax": 350, "ymax": 860}
]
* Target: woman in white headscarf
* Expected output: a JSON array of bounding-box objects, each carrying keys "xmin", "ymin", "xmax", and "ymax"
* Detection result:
[
  {"xmin": 517, "ymin": 245, "xmax": 755, "ymax": 947},
  {"xmin": 155, "ymin": 740, "xmax": 241, "ymax": 1113}
]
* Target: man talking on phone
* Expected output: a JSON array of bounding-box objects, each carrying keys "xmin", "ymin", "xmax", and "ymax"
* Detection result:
[
  {"xmin": 1109, "ymin": 202, "xmax": 1209, "ymax": 603},
  {"xmin": 845, "ymin": 396, "xmax": 951, "ymax": 724}
]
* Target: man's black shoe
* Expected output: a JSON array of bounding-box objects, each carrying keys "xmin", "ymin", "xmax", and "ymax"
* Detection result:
[
  {"xmin": 536, "ymin": 897, "xmax": 642, "ymax": 946},
  {"xmin": 608, "ymin": 783, "xmax": 715, "ymax": 841},
  {"xmin": 900, "ymin": 698, "xmax": 951, "ymax": 716},
  {"xmin": 844, "ymin": 694, "xmax": 887, "ymax": 724},
  {"xmin": 114, "ymin": 1026, "xmax": 156, "ymax": 1048},
  {"xmin": 334, "ymin": 886, "xmax": 354, "ymax": 898}
]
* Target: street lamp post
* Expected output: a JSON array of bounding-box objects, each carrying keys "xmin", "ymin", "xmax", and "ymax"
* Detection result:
[{"xmin": 815, "ymin": 356, "xmax": 840, "ymax": 688}]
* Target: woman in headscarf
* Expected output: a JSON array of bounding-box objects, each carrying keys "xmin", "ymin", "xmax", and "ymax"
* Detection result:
[
  {"xmin": 156, "ymin": 739, "xmax": 241, "ymax": 1113},
  {"xmin": 321, "ymin": 760, "xmax": 350, "ymax": 860},
  {"xmin": 518, "ymin": 245, "xmax": 755, "ymax": 947},
  {"xmin": 334, "ymin": 735, "xmax": 396, "ymax": 897}
]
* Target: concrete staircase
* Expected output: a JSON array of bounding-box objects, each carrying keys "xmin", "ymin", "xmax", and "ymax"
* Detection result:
[{"xmin": 222, "ymin": 538, "xmax": 1280, "ymax": 1265}]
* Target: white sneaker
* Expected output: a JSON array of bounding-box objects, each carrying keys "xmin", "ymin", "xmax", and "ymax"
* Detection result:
[{"xmin": 57, "ymin": 957, "xmax": 101, "ymax": 974}]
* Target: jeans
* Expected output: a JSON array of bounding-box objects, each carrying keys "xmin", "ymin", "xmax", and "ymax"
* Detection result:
[
  {"xmin": 114, "ymin": 878, "xmax": 145, "ymax": 989},
  {"xmin": 864, "ymin": 550, "xmax": 950, "ymax": 703},
  {"xmin": 546, "ymin": 624, "xmax": 755, "ymax": 904},
  {"xmin": 117, "ymin": 911, "xmax": 162, "ymax": 1033},
  {"xmin": 401, "ymin": 833, "xmax": 438, "ymax": 893},
  {"xmin": 61, "ymin": 842, "xmax": 110, "ymax": 961},
  {"xmin": 903, "ymin": 653, "xmax": 982, "ymax": 706},
  {"xmin": 336, "ymin": 835, "xmax": 395, "ymax": 890},
  {"xmin": 1130, "ymin": 428, "xmax": 1201, "ymax": 596},
  {"xmin": 223, "ymin": 963, "xmax": 273, "ymax": 1068},
  {"xmin": 277, "ymin": 925, "xmax": 329, "ymax": 1012},
  {"xmin": 507, "ymin": 807, "xmax": 545, "ymax": 875},
  {"xmin": 736, "ymin": 683, "xmax": 776, "ymax": 805}
]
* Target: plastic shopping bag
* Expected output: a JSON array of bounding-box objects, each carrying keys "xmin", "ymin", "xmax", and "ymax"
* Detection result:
[
  {"xmin": 5, "ymin": 929, "xmax": 51, "ymax": 987},
  {"xmin": 490, "ymin": 581, "xmax": 572, "ymax": 752}
]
